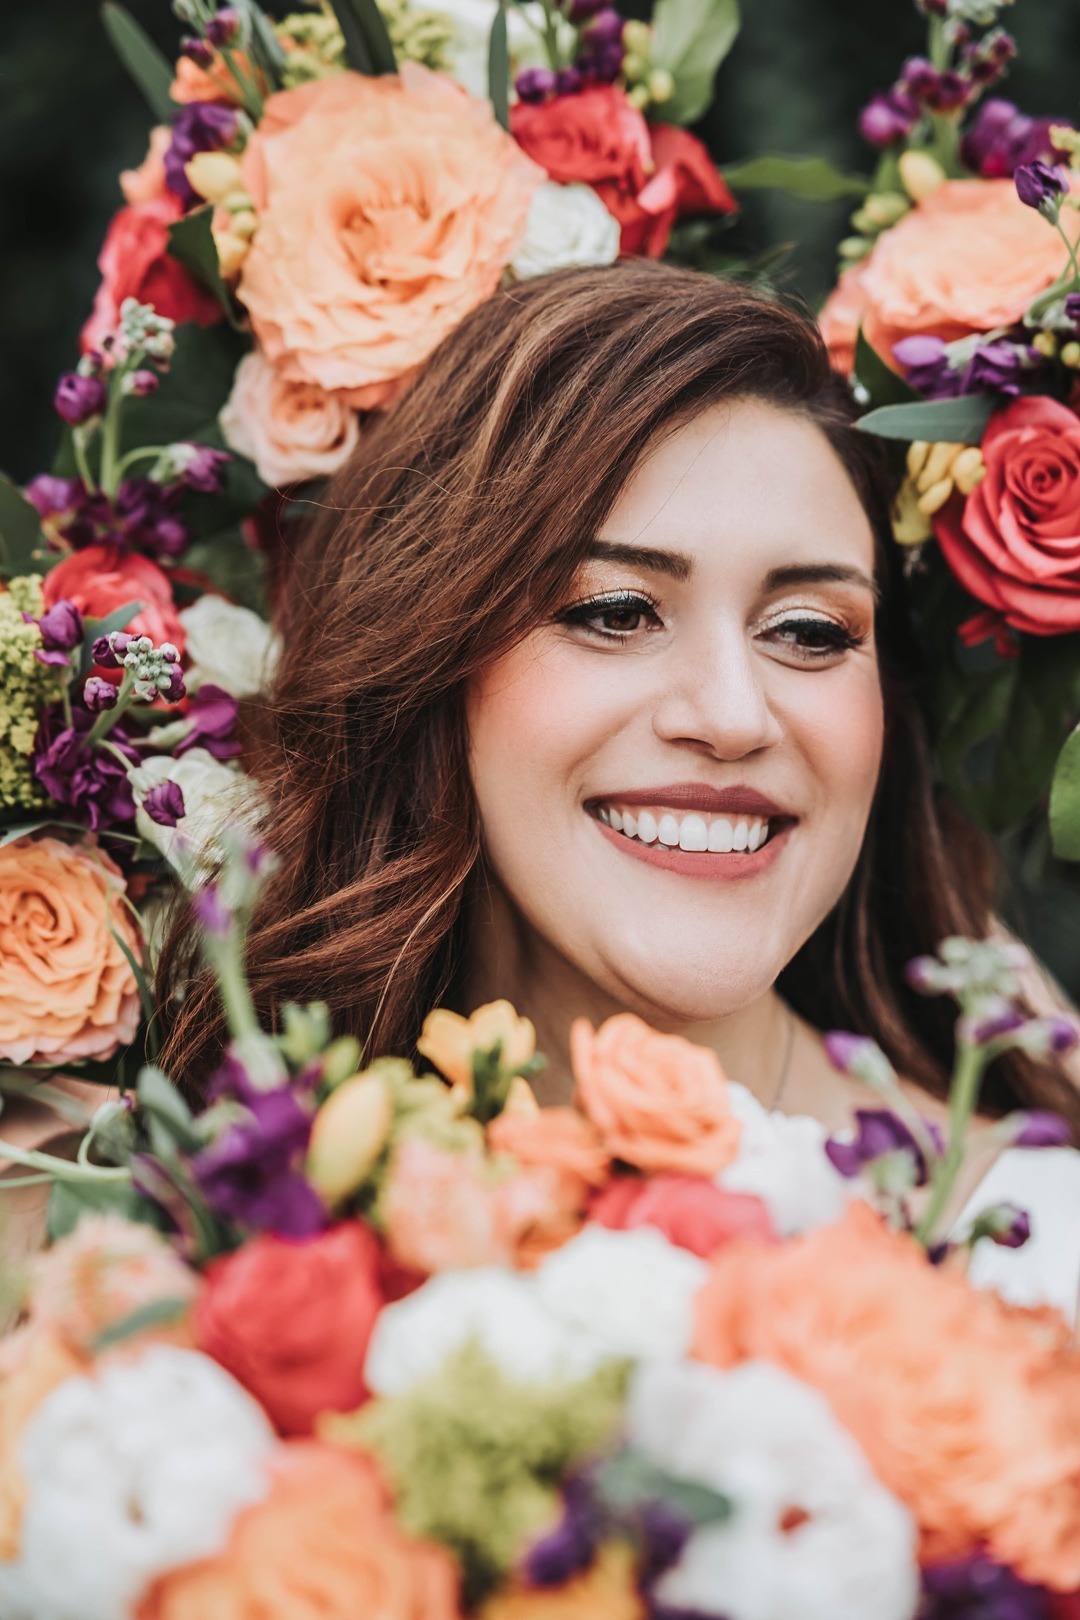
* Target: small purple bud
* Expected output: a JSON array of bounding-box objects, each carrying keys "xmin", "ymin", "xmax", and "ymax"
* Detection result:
[
  {"xmin": 178, "ymin": 444, "xmax": 231, "ymax": 495},
  {"xmin": 193, "ymin": 884, "xmax": 232, "ymax": 937},
  {"xmin": 555, "ymin": 65, "xmax": 584, "ymax": 95},
  {"xmin": 905, "ymin": 955, "xmax": 940, "ymax": 993},
  {"xmin": 205, "ymin": 7, "xmax": 240, "ymax": 46},
  {"xmin": 515, "ymin": 66, "xmax": 558, "ymax": 102},
  {"xmin": 92, "ymin": 630, "xmax": 134, "ymax": 669},
  {"xmin": 1014, "ymin": 159, "xmax": 1069, "ymax": 212},
  {"xmin": 1013, "ymin": 1111, "xmax": 1072, "ymax": 1148},
  {"xmin": 54, "ymin": 372, "xmax": 107, "ymax": 426},
  {"xmin": 36, "ymin": 599, "xmax": 83, "ymax": 652},
  {"xmin": 960, "ymin": 1008, "xmax": 1025, "ymax": 1046},
  {"xmin": 974, "ymin": 1201, "xmax": 1031, "ymax": 1249},
  {"xmin": 824, "ymin": 1031, "xmax": 875, "ymax": 1074},
  {"xmin": 1048, "ymin": 1015, "xmax": 1080, "ymax": 1055},
  {"xmin": 128, "ymin": 369, "xmax": 159, "ymax": 398},
  {"xmin": 181, "ymin": 34, "xmax": 215, "ymax": 68},
  {"xmin": 900, "ymin": 55, "xmax": 937, "ymax": 97},
  {"xmin": 142, "ymin": 780, "xmax": 187, "ymax": 828},
  {"xmin": 82, "ymin": 676, "xmax": 119, "ymax": 713},
  {"xmin": 584, "ymin": 7, "xmax": 624, "ymax": 43},
  {"xmin": 824, "ymin": 1138, "xmax": 863, "ymax": 1179},
  {"xmin": 859, "ymin": 92, "xmax": 916, "ymax": 148},
  {"xmin": 1065, "ymin": 292, "xmax": 1080, "ymax": 330},
  {"xmin": 162, "ymin": 665, "xmax": 187, "ymax": 703},
  {"xmin": 924, "ymin": 69, "xmax": 970, "ymax": 114},
  {"xmin": 24, "ymin": 474, "xmax": 83, "ymax": 518}
]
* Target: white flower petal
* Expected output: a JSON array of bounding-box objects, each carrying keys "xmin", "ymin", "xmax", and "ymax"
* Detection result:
[
  {"xmin": 178, "ymin": 595, "xmax": 280, "ymax": 699},
  {"xmin": 510, "ymin": 181, "xmax": 621, "ymax": 280},
  {"xmin": 719, "ymin": 1083, "xmax": 853, "ymax": 1236}
]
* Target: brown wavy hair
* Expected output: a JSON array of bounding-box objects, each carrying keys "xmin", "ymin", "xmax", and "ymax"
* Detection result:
[{"xmin": 159, "ymin": 260, "xmax": 1079, "ymax": 1128}]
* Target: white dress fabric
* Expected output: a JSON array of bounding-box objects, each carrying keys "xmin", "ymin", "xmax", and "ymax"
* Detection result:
[{"xmin": 960, "ymin": 1146, "xmax": 1080, "ymax": 1321}]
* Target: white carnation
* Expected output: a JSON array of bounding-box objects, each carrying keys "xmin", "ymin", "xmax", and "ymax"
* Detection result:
[
  {"xmin": 510, "ymin": 182, "xmax": 620, "ymax": 280},
  {"xmin": 179, "ymin": 594, "xmax": 280, "ymax": 699},
  {"xmin": 534, "ymin": 1225, "xmax": 707, "ymax": 1364},
  {"xmin": 364, "ymin": 1267, "xmax": 602, "ymax": 1395},
  {"xmin": 0, "ymin": 1347, "xmax": 275, "ymax": 1620},
  {"xmin": 436, "ymin": 0, "xmax": 571, "ymax": 99},
  {"xmin": 719, "ymin": 1082, "xmax": 852, "ymax": 1236},
  {"xmin": 629, "ymin": 1360, "xmax": 919, "ymax": 1620},
  {"xmin": 131, "ymin": 747, "xmax": 263, "ymax": 872}
]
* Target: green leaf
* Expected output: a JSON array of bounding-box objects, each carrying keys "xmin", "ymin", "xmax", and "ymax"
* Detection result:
[
  {"xmin": 987, "ymin": 635, "xmax": 1080, "ymax": 831},
  {"xmin": 166, "ymin": 207, "xmax": 235, "ymax": 320},
  {"xmin": 137, "ymin": 1065, "xmax": 202, "ymax": 1157},
  {"xmin": 47, "ymin": 1178, "xmax": 156, "ymax": 1241},
  {"xmin": 723, "ymin": 153, "xmax": 870, "ymax": 202},
  {"xmin": 854, "ymin": 328, "xmax": 918, "ymax": 410},
  {"xmin": 596, "ymin": 1448, "xmax": 731, "ymax": 1527},
  {"xmin": 121, "ymin": 322, "xmax": 250, "ymax": 451},
  {"xmin": 0, "ymin": 472, "xmax": 47, "ymax": 577},
  {"xmin": 182, "ymin": 528, "xmax": 268, "ymax": 614},
  {"xmin": 857, "ymin": 395, "xmax": 995, "ymax": 445},
  {"xmin": 101, "ymin": 2, "xmax": 176, "ymax": 122},
  {"xmin": 78, "ymin": 599, "xmax": 143, "ymax": 678},
  {"xmin": 488, "ymin": 1, "xmax": 509, "ymax": 132},
  {"xmin": 327, "ymin": 0, "xmax": 397, "ymax": 75},
  {"xmin": 1050, "ymin": 723, "xmax": 1080, "ymax": 860},
  {"xmin": 650, "ymin": 0, "xmax": 739, "ymax": 126},
  {"xmin": 90, "ymin": 1295, "xmax": 192, "ymax": 1355}
]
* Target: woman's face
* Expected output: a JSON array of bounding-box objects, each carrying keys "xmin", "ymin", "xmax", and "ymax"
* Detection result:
[{"xmin": 467, "ymin": 400, "xmax": 885, "ymax": 1026}]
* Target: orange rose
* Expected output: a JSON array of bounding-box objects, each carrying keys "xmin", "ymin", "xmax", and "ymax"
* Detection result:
[
  {"xmin": 0, "ymin": 836, "xmax": 141, "ymax": 1066},
  {"xmin": 237, "ymin": 66, "xmax": 542, "ymax": 406},
  {"xmin": 0, "ymin": 1327, "xmax": 84, "ymax": 1559},
  {"xmin": 219, "ymin": 347, "xmax": 360, "ymax": 489},
  {"xmin": 693, "ymin": 1201, "xmax": 1080, "ymax": 1588},
  {"xmin": 136, "ymin": 1442, "xmax": 462, "ymax": 1620},
  {"xmin": 570, "ymin": 1014, "xmax": 740, "ymax": 1176},
  {"xmin": 487, "ymin": 1106, "xmax": 611, "ymax": 1187},
  {"xmin": 848, "ymin": 179, "xmax": 1080, "ymax": 365}
]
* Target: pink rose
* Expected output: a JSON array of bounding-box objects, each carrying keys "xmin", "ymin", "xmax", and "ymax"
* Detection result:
[
  {"xmin": 81, "ymin": 195, "xmax": 223, "ymax": 354},
  {"xmin": 219, "ymin": 348, "xmax": 360, "ymax": 488},
  {"xmin": 589, "ymin": 1173, "xmax": 776, "ymax": 1257}
]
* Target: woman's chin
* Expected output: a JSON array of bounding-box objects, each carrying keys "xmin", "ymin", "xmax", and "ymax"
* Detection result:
[{"xmin": 595, "ymin": 948, "xmax": 786, "ymax": 1031}]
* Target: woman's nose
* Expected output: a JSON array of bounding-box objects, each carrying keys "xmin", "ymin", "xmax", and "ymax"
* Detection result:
[{"xmin": 650, "ymin": 631, "xmax": 783, "ymax": 761}]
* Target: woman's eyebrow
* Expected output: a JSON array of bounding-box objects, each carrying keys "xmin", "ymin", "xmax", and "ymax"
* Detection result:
[
  {"xmin": 587, "ymin": 540, "xmax": 693, "ymax": 580},
  {"xmin": 763, "ymin": 563, "xmax": 880, "ymax": 600}
]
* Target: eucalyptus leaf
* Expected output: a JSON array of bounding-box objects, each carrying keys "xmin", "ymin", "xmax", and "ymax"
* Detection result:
[
  {"xmin": 90, "ymin": 1295, "xmax": 193, "ymax": 1355},
  {"xmin": 650, "ymin": 0, "xmax": 739, "ymax": 126},
  {"xmin": 1050, "ymin": 723, "xmax": 1080, "ymax": 860},
  {"xmin": 857, "ymin": 394, "xmax": 995, "ymax": 445},
  {"xmin": 723, "ymin": 153, "xmax": 870, "ymax": 202},
  {"xmin": 596, "ymin": 1448, "xmax": 731, "ymax": 1527},
  {"xmin": 987, "ymin": 636, "xmax": 1080, "ymax": 832},
  {"xmin": 854, "ymin": 329, "xmax": 918, "ymax": 409},
  {"xmin": 0, "ymin": 472, "xmax": 47, "ymax": 577},
  {"xmin": 101, "ymin": 3, "xmax": 176, "ymax": 122},
  {"xmin": 137, "ymin": 1065, "xmax": 202, "ymax": 1157},
  {"xmin": 327, "ymin": 0, "xmax": 396, "ymax": 75},
  {"xmin": 488, "ymin": 1, "xmax": 509, "ymax": 132},
  {"xmin": 166, "ymin": 207, "xmax": 235, "ymax": 320},
  {"xmin": 48, "ymin": 1179, "xmax": 154, "ymax": 1242}
]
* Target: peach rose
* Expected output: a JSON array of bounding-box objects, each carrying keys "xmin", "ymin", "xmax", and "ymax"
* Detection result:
[
  {"xmin": 219, "ymin": 347, "xmax": 360, "ymax": 488},
  {"xmin": 0, "ymin": 836, "xmax": 141, "ymax": 1066},
  {"xmin": 487, "ymin": 1105, "xmax": 611, "ymax": 1187},
  {"xmin": 0, "ymin": 1327, "xmax": 84, "ymax": 1559},
  {"xmin": 136, "ymin": 1441, "xmax": 461, "ymax": 1620},
  {"xmin": 120, "ymin": 125, "xmax": 172, "ymax": 205},
  {"xmin": 237, "ymin": 66, "xmax": 542, "ymax": 406},
  {"xmin": 693, "ymin": 1200, "xmax": 1080, "ymax": 1588},
  {"xmin": 818, "ymin": 261, "xmax": 871, "ymax": 376},
  {"xmin": 850, "ymin": 179, "xmax": 1080, "ymax": 365},
  {"xmin": 570, "ymin": 1014, "xmax": 741, "ymax": 1176}
]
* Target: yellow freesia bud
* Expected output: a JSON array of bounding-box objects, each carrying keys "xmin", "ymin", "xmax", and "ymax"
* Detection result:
[
  {"xmin": 622, "ymin": 19, "xmax": 651, "ymax": 53},
  {"xmin": 899, "ymin": 150, "xmax": 946, "ymax": 204},
  {"xmin": 307, "ymin": 1072, "xmax": 393, "ymax": 1206},
  {"xmin": 505, "ymin": 1076, "xmax": 541, "ymax": 1115},
  {"xmin": 950, "ymin": 446, "xmax": 986, "ymax": 495},
  {"xmin": 213, "ymin": 230, "xmax": 250, "ymax": 280},
  {"xmin": 417, "ymin": 1001, "xmax": 536, "ymax": 1092},
  {"xmin": 906, "ymin": 440, "xmax": 931, "ymax": 481},
  {"xmin": 647, "ymin": 68, "xmax": 674, "ymax": 104},
  {"xmin": 1033, "ymin": 331, "xmax": 1058, "ymax": 358},
  {"xmin": 622, "ymin": 52, "xmax": 647, "ymax": 80},
  {"xmin": 1062, "ymin": 341, "xmax": 1080, "ymax": 369},
  {"xmin": 892, "ymin": 477, "xmax": 933, "ymax": 546},
  {"xmin": 228, "ymin": 209, "xmax": 259, "ymax": 241},
  {"xmin": 918, "ymin": 440, "xmax": 961, "ymax": 491},
  {"xmin": 185, "ymin": 150, "xmax": 245, "ymax": 205},
  {"xmin": 916, "ymin": 477, "xmax": 954, "ymax": 517},
  {"xmin": 626, "ymin": 83, "xmax": 650, "ymax": 111},
  {"xmin": 862, "ymin": 191, "xmax": 909, "ymax": 229},
  {"xmin": 894, "ymin": 439, "xmax": 985, "ymax": 539}
]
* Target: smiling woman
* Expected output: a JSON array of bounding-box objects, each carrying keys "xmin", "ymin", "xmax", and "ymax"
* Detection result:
[{"xmin": 158, "ymin": 260, "xmax": 1079, "ymax": 1136}]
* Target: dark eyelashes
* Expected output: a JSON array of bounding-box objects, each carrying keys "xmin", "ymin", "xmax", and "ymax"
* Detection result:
[
  {"xmin": 556, "ymin": 589, "xmax": 660, "ymax": 624},
  {"xmin": 556, "ymin": 592, "xmax": 868, "ymax": 657}
]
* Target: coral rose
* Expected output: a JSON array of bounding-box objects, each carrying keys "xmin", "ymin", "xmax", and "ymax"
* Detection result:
[
  {"xmin": 487, "ymin": 1105, "xmax": 611, "ymax": 1187},
  {"xmin": 935, "ymin": 395, "xmax": 1080, "ymax": 634},
  {"xmin": 43, "ymin": 546, "xmax": 185, "ymax": 667},
  {"xmin": 589, "ymin": 1173, "xmax": 776, "ymax": 1258},
  {"xmin": 194, "ymin": 1222, "xmax": 383, "ymax": 1436},
  {"xmin": 136, "ymin": 1442, "xmax": 460, "ymax": 1620},
  {"xmin": 237, "ymin": 66, "xmax": 541, "ymax": 406},
  {"xmin": 692, "ymin": 1200, "xmax": 1080, "ymax": 1587},
  {"xmin": 0, "ymin": 1328, "xmax": 83, "ymax": 1560},
  {"xmin": 219, "ymin": 347, "xmax": 360, "ymax": 488},
  {"xmin": 818, "ymin": 260, "xmax": 871, "ymax": 376},
  {"xmin": 849, "ymin": 179, "xmax": 1080, "ymax": 364},
  {"xmin": 0, "ymin": 835, "xmax": 141, "ymax": 1065},
  {"xmin": 571, "ymin": 1014, "xmax": 741, "ymax": 1176},
  {"xmin": 81, "ymin": 195, "xmax": 222, "ymax": 354},
  {"xmin": 510, "ymin": 89, "xmax": 734, "ymax": 257}
]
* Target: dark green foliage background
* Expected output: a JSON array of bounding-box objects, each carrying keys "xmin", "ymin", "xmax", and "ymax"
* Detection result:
[{"xmin": 2, "ymin": 0, "xmax": 1080, "ymax": 986}]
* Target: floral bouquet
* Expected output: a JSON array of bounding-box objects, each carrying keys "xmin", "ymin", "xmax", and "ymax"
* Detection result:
[
  {"xmin": 1, "ymin": 832, "xmax": 1079, "ymax": 1619},
  {"xmin": 0, "ymin": 0, "xmax": 745, "ymax": 1103},
  {"xmin": 817, "ymin": 0, "xmax": 1080, "ymax": 862}
]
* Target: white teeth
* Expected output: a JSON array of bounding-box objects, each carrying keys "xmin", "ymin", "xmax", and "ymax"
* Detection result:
[
  {"xmin": 622, "ymin": 810, "xmax": 637, "ymax": 838},
  {"xmin": 609, "ymin": 808, "xmax": 624, "ymax": 832},
  {"xmin": 732, "ymin": 819, "xmax": 749, "ymax": 852},
  {"xmin": 708, "ymin": 817, "xmax": 734, "ymax": 853},
  {"xmin": 637, "ymin": 810, "xmax": 658, "ymax": 844},
  {"xmin": 679, "ymin": 814, "xmax": 709, "ymax": 852},
  {"xmin": 657, "ymin": 814, "xmax": 681, "ymax": 847},
  {"xmin": 598, "ymin": 806, "xmax": 610, "ymax": 825}
]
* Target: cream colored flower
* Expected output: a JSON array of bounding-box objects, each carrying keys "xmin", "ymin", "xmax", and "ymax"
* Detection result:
[
  {"xmin": 417, "ymin": 1001, "xmax": 536, "ymax": 1092},
  {"xmin": 307, "ymin": 1071, "xmax": 394, "ymax": 1206},
  {"xmin": 219, "ymin": 347, "xmax": 360, "ymax": 489}
]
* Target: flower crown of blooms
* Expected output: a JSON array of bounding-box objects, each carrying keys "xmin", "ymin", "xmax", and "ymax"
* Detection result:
[{"xmin": 818, "ymin": 0, "xmax": 1080, "ymax": 869}]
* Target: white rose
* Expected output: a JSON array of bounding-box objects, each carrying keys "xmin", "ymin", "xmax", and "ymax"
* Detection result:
[
  {"xmin": 131, "ymin": 748, "xmax": 263, "ymax": 872},
  {"xmin": 364, "ymin": 1267, "xmax": 602, "ymax": 1395},
  {"xmin": 510, "ymin": 181, "xmax": 621, "ymax": 280},
  {"xmin": 629, "ymin": 1360, "xmax": 919, "ymax": 1620},
  {"xmin": 719, "ymin": 1082, "xmax": 853, "ymax": 1236},
  {"xmin": 0, "ymin": 1347, "xmax": 275, "ymax": 1620},
  {"xmin": 179, "ymin": 594, "xmax": 280, "ymax": 699},
  {"xmin": 435, "ymin": 0, "xmax": 570, "ymax": 99},
  {"xmin": 219, "ymin": 347, "xmax": 360, "ymax": 490},
  {"xmin": 534, "ymin": 1225, "xmax": 707, "ymax": 1364}
]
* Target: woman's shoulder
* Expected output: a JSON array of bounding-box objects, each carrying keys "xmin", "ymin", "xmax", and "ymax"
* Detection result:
[{"xmin": 960, "ymin": 1144, "xmax": 1080, "ymax": 1322}]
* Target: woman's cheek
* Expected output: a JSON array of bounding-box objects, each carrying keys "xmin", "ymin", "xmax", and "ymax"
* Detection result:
[{"xmin": 794, "ymin": 661, "xmax": 884, "ymax": 831}]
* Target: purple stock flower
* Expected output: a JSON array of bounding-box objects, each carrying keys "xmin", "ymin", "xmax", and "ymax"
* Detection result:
[
  {"xmin": 921, "ymin": 1554, "xmax": 1052, "ymax": 1619},
  {"xmin": 24, "ymin": 474, "xmax": 84, "ymax": 521},
  {"xmin": 127, "ymin": 369, "xmax": 159, "ymax": 398},
  {"xmin": 962, "ymin": 339, "xmax": 1035, "ymax": 397},
  {"xmin": 584, "ymin": 7, "xmax": 624, "ymax": 44},
  {"xmin": 893, "ymin": 335, "xmax": 962, "ymax": 398},
  {"xmin": 113, "ymin": 478, "xmax": 189, "ymax": 560},
  {"xmin": 193, "ymin": 883, "xmax": 233, "ymax": 937},
  {"xmin": 523, "ymin": 1485, "xmax": 599, "ymax": 1586},
  {"xmin": 178, "ymin": 444, "xmax": 230, "ymax": 495},
  {"xmin": 191, "ymin": 1081, "xmax": 326, "ymax": 1237},
  {"xmin": 165, "ymin": 102, "xmax": 240, "ymax": 207},
  {"xmin": 205, "ymin": 7, "xmax": 241, "ymax": 46},
  {"xmin": 24, "ymin": 598, "xmax": 83, "ymax": 666},
  {"xmin": 961, "ymin": 98, "xmax": 1071, "ymax": 180},
  {"xmin": 1014, "ymin": 159, "xmax": 1069, "ymax": 213},
  {"xmin": 82, "ymin": 675, "xmax": 119, "ymax": 713},
  {"xmin": 54, "ymin": 372, "xmax": 107, "ymax": 426},
  {"xmin": 924, "ymin": 69, "xmax": 969, "ymax": 114},
  {"xmin": 92, "ymin": 630, "xmax": 134, "ymax": 668},
  {"xmin": 1014, "ymin": 1110, "xmax": 1073, "ymax": 1148},
  {"xmin": 142, "ymin": 779, "xmax": 186, "ymax": 827},
  {"xmin": 175, "ymin": 683, "xmax": 241, "ymax": 761},
  {"xmin": 180, "ymin": 35, "xmax": 215, "ymax": 69},
  {"xmin": 825, "ymin": 1108, "xmax": 939, "ymax": 1185},
  {"xmin": 987, "ymin": 1202, "xmax": 1032, "ymax": 1248},
  {"xmin": 555, "ymin": 66, "xmax": 583, "ymax": 95},
  {"xmin": 515, "ymin": 66, "xmax": 558, "ymax": 102},
  {"xmin": 31, "ymin": 705, "xmax": 139, "ymax": 830},
  {"xmin": 636, "ymin": 1499, "xmax": 694, "ymax": 1585},
  {"xmin": 859, "ymin": 87, "xmax": 919, "ymax": 148}
]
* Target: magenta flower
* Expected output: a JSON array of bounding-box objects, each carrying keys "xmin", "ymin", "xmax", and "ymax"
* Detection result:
[
  {"xmin": 31, "ymin": 706, "xmax": 139, "ymax": 830},
  {"xmin": 142, "ymin": 779, "xmax": 187, "ymax": 828},
  {"xmin": 54, "ymin": 373, "xmax": 107, "ymax": 426}
]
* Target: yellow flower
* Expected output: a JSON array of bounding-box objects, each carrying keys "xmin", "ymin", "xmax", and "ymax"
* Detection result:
[
  {"xmin": 892, "ymin": 440, "xmax": 986, "ymax": 545},
  {"xmin": 185, "ymin": 151, "xmax": 246, "ymax": 205},
  {"xmin": 417, "ymin": 1002, "xmax": 536, "ymax": 1092},
  {"xmin": 307, "ymin": 1071, "xmax": 394, "ymax": 1206},
  {"xmin": 899, "ymin": 150, "xmax": 946, "ymax": 203}
]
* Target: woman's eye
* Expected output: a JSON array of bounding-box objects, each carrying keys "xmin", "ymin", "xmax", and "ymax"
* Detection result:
[
  {"xmin": 762, "ymin": 615, "xmax": 863, "ymax": 659},
  {"xmin": 558, "ymin": 592, "xmax": 662, "ymax": 640}
]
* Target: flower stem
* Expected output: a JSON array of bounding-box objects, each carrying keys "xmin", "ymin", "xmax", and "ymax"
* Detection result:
[
  {"xmin": 112, "ymin": 445, "xmax": 170, "ymax": 481},
  {"xmin": 914, "ymin": 1039, "xmax": 987, "ymax": 1245},
  {"xmin": 0, "ymin": 1138, "xmax": 131, "ymax": 1185},
  {"xmin": 71, "ymin": 429, "xmax": 99, "ymax": 496},
  {"xmin": 85, "ymin": 672, "xmax": 138, "ymax": 749}
]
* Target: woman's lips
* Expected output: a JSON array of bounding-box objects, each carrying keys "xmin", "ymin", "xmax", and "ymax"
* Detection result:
[{"xmin": 591, "ymin": 815, "xmax": 794, "ymax": 879}]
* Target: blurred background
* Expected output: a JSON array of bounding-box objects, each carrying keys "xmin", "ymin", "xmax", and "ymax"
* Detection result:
[{"xmin": 2, "ymin": 0, "xmax": 1080, "ymax": 987}]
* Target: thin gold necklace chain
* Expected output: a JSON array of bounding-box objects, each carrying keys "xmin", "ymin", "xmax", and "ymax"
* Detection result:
[{"xmin": 771, "ymin": 1002, "xmax": 798, "ymax": 1112}]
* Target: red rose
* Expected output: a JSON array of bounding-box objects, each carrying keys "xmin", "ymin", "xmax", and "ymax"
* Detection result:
[
  {"xmin": 511, "ymin": 90, "xmax": 735, "ymax": 258},
  {"xmin": 589, "ymin": 1173, "xmax": 776, "ymax": 1257},
  {"xmin": 44, "ymin": 545, "xmax": 185, "ymax": 669},
  {"xmin": 195, "ymin": 1222, "xmax": 383, "ymax": 1436},
  {"xmin": 81, "ymin": 195, "xmax": 222, "ymax": 353},
  {"xmin": 936, "ymin": 396, "xmax": 1080, "ymax": 634}
]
